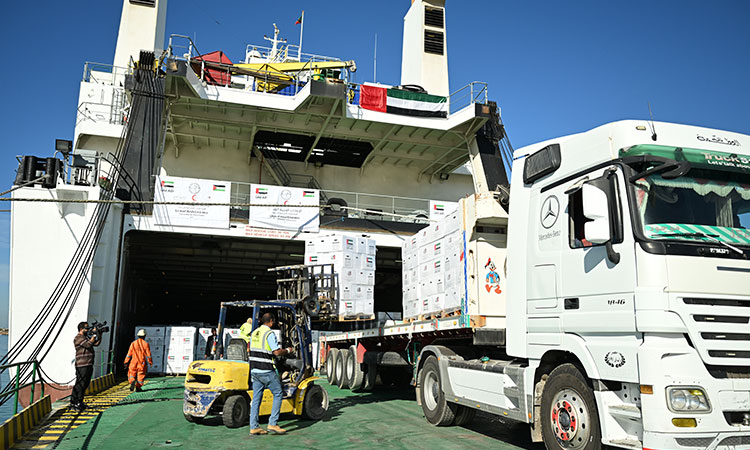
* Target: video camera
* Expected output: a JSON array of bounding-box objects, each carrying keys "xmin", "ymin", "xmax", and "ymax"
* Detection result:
[{"xmin": 84, "ymin": 321, "xmax": 110, "ymax": 340}]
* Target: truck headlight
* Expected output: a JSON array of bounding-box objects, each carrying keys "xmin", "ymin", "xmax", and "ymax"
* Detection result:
[{"xmin": 666, "ymin": 387, "xmax": 710, "ymax": 413}]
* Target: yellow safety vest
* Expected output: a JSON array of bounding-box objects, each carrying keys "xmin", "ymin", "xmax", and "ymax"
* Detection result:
[{"xmin": 248, "ymin": 325, "xmax": 275, "ymax": 371}]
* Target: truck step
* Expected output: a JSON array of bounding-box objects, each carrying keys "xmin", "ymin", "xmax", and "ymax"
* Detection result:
[
  {"xmin": 607, "ymin": 403, "xmax": 641, "ymax": 419},
  {"xmin": 606, "ymin": 438, "xmax": 642, "ymax": 449}
]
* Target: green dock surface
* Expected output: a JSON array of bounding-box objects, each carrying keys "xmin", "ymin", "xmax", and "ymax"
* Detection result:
[{"xmin": 19, "ymin": 377, "xmax": 541, "ymax": 449}]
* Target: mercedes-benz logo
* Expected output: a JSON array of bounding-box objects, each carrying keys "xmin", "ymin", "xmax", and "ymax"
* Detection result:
[
  {"xmin": 188, "ymin": 183, "xmax": 201, "ymax": 194},
  {"xmin": 540, "ymin": 196, "xmax": 560, "ymax": 229}
]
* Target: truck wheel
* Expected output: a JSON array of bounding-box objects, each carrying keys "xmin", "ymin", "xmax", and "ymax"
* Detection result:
[
  {"xmin": 453, "ymin": 405, "xmax": 476, "ymax": 426},
  {"xmin": 347, "ymin": 345, "xmax": 365, "ymax": 390},
  {"xmin": 337, "ymin": 348, "xmax": 351, "ymax": 389},
  {"xmin": 222, "ymin": 394, "xmax": 249, "ymax": 428},
  {"xmin": 541, "ymin": 364, "xmax": 602, "ymax": 450},
  {"xmin": 362, "ymin": 363, "xmax": 377, "ymax": 391},
  {"xmin": 418, "ymin": 356, "xmax": 456, "ymax": 426},
  {"xmin": 327, "ymin": 348, "xmax": 340, "ymax": 385},
  {"xmin": 301, "ymin": 384, "xmax": 329, "ymax": 420}
]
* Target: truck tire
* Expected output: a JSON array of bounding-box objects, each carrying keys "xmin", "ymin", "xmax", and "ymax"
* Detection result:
[
  {"xmin": 418, "ymin": 356, "xmax": 456, "ymax": 426},
  {"xmin": 337, "ymin": 348, "xmax": 351, "ymax": 389},
  {"xmin": 347, "ymin": 345, "xmax": 365, "ymax": 390},
  {"xmin": 453, "ymin": 405, "xmax": 476, "ymax": 426},
  {"xmin": 541, "ymin": 364, "xmax": 602, "ymax": 450},
  {"xmin": 326, "ymin": 348, "xmax": 340, "ymax": 385},
  {"xmin": 362, "ymin": 363, "xmax": 377, "ymax": 391},
  {"xmin": 301, "ymin": 383, "xmax": 329, "ymax": 420},
  {"xmin": 222, "ymin": 394, "xmax": 248, "ymax": 428}
]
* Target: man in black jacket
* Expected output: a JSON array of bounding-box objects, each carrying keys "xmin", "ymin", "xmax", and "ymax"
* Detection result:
[{"xmin": 204, "ymin": 328, "xmax": 223, "ymax": 360}]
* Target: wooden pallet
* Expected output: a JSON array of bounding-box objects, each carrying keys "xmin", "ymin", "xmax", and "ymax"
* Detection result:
[
  {"xmin": 334, "ymin": 313, "xmax": 376, "ymax": 322},
  {"xmin": 418, "ymin": 308, "xmax": 462, "ymax": 322}
]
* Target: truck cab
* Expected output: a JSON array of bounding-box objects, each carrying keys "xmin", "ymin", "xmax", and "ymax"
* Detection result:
[{"xmin": 508, "ymin": 120, "xmax": 750, "ymax": 449}]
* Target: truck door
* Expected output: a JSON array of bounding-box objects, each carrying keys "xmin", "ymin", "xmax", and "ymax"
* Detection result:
[{"xmin": 559, "ymin": 165, "xmax": 639, "ymax": 381}]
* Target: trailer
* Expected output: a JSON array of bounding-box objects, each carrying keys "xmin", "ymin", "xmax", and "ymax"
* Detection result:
[{"xmin": 319, "ymin": 120, "xmax": 750, "ymax": 450}]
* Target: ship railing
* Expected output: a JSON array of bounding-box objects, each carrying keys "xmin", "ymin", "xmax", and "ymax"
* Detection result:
[
  {"xmin": 447, "ymin": 81, "xmax": 488, "ymax": 113},
  {"xmin": 82, "ymin": 62, "xmax": 131, "ymax": 86},
  {"xmin": 229, "ymin": 181, "xmax": 430, "ymax": 224},
  {"xmin": 166, "ymin": 34, "xmax": 353, "ymax": 97},
  {"xmin": 0, "ymin": 360, "xmax": 44, "ymax": 415},
  {"xmin": 344, "ymin": 81, "xmax": 488, "ymax": 116},
  {"xmin": 245, "ymin": 44, "xmax": 342, "ymax": 64}
]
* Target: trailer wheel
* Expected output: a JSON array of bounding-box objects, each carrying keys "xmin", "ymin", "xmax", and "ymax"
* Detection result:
[
  {"xmin": 541, "ymin": 364, "xmax": 601, "ymax": 450},
  {"xmin": 301, "ymin": 383, "xmax": 329, "ymax": 420},
  {"xmin": 347, "ymin": 345, "xmax": 365, "ymax": 390},
  {"xmin": 222, "ymin": 394, "xmax": 248, "ymax": 428},
  {"xmin": 453, "ymin": 406, "xmax": 476, "ymax": 426},
  {"xmin": 337, "ymin": 347, "xmax": 351, "ymax": 389},
  {"xmin": 363, "ymin": 363, "xmax": 377, "ymax": 391},
  {"xmin": 418, "ymin": 356, "xmax": 456, "ymax": 426},
  {"xmin": 326, "ymin": 348, "xmax": 340, "ymax": 385}
]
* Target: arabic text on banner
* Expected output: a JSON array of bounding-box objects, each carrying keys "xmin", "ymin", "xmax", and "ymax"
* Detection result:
[
  {"xmin": 248, "ymin": 184, "xmax": 320, "ymax": 232},
  {"xmin": 153, "ymin": 176, "xmax": 231, "ymax": 229}
]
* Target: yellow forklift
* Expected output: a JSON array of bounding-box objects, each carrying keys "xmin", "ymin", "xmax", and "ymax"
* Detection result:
[{"xmin": 183, "ymin": 266, "xmax": 333, "ymax": 427}]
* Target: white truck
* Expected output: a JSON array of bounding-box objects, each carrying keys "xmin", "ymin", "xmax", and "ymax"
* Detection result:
[{"xmin": 320, "ymin": 120, "xmax": 750, "ymax": 450}]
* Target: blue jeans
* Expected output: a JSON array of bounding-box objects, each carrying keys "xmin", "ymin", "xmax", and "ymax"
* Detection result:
[{"xmin": 250, "ymin": 370, "xmax": 283, "ymax": 429}]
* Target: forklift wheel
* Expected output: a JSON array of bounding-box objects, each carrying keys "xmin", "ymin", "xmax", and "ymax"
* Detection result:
[
  {"xmin": 301, "ymin": 384, "xmax": 329, "ymax": 420},
  {"xmin": 183, "ymin": 413, "xmax": 203, "ymax": 424},
  {"xmin": 222, "ymin": 394, "xmax": 249, "ymax": 428}
]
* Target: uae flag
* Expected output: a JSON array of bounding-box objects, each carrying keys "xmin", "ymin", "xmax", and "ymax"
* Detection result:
[{"xmin": 360, "ymin": 84, "xmax": 448, "ymax": 118}]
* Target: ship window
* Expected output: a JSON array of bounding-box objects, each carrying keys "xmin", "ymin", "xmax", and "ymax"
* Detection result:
[
  {"xmin": 424, "ymin": 30, "xmax": 444, "ymax": 55},
  {"xmin": 424, "ymin": 7, "xmax": 444, "ymax": 28},
  {"xmin": 130, "ymin": 0, "xmax": 156, "ymax": 6},
  {"xmin": 523, "ymin": 144, "xmax": 561, "ymax": 185}
]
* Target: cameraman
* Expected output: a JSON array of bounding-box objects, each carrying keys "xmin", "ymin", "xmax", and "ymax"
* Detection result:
[{"xmin": 71, "ymin": 321, "xmax": 100, "ymax": 411}]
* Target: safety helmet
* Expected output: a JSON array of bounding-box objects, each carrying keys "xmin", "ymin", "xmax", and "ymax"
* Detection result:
[{"xmin": 137, "ymin": 329, "xmax": 147, "ymax": 337}]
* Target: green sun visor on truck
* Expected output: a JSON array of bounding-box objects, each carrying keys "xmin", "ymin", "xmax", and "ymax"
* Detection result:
[
  {"xmin": 620, "ymin": 145, "xmax": 750, "ymax": 248},
  {"xmin": 620, "ymin": 144, "xmax": 750, "ymax": 174}
]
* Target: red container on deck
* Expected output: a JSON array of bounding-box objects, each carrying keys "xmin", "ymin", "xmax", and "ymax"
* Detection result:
[{"xmin": 192, "ymin": 51, "xmax": 233, "ymax": 86}]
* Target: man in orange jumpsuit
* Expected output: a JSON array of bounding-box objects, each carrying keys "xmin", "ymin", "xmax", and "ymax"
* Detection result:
[{"xmin": 124, "ymin": 329, "xmax": 153, "ymax": 392}]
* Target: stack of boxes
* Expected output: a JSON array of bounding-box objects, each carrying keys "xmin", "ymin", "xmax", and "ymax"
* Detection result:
[
  {"xmin": 134, "ymin": 325, "xmax": 166, "ymax": 374},
  {"xmin": 402, "ymin": 209, "xmax": 465, "ymax": 320},
  {"xmin": 164, "ymin": 326, "xmax": 196, "ymax": 374},
  {"xmin": 304, "ymin": 234, "xmax": 376, "ymax": 318}
]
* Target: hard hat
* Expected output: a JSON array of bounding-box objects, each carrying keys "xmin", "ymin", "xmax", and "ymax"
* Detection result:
[{"xmin": 137, "ymin": 329, "xmax": 147, "ymax": 337}]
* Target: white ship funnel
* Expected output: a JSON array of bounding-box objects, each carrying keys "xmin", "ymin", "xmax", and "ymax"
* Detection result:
[
  {"xmin": 400, "ymin": 0, "xmax": 449, "ymax": 97},
  {"xmin": 113, "ymin": 0, "xmax": 168, "ymax": 70}
]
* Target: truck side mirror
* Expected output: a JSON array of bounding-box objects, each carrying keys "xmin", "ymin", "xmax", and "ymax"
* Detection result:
[
  {"xmin": 579, "ymin": 169, "xmax": 622, "ymax": 264},
  {"xmin": 581, "ymin": 184, "xmax": 610, "ymax": 245}
]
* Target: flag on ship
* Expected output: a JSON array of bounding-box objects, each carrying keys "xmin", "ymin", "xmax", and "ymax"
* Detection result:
[
  {"xmin": 295, "ymin": 11, "xmax": 304, "ymax": 25},
  {"xmin": 360, "ymin": 84, "xmax": 448, "ymax": 118}
]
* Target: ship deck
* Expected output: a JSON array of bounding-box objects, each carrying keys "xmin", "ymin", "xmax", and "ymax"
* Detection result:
[{"xmin": 13, "ymin": 376, "xmax": 540, "ymax": 449}]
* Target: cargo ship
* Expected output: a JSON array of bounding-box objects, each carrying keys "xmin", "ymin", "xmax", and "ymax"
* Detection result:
[{"xmin": 4, "ymin": 0, "xmax": 510, "ymax": 408}]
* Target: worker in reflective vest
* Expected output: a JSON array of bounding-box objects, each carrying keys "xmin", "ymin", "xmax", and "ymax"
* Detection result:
[
  {"xmin": 124, "ymin": 329, "xmax": 153, "ymax": 392},
  {"xmin": 248, "ymin": 312, "xmax": 293, "ymax": 435}
]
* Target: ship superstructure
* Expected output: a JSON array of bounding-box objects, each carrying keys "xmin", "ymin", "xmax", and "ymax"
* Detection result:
[{"xmin": 7, "ymin": 0, "xmax": 512, "ymax": 390}]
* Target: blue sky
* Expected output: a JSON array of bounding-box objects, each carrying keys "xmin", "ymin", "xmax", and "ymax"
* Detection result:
[{"xmin": 0, "ymin": 1, "xmax": 748, "ymax": 327}]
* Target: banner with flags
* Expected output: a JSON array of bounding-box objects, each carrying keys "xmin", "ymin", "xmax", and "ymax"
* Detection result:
[
  {"xmin": 360, "ymin": 83, "xmax": 448, "ymax": 118},
  {"xmin": 154, "ymin": 176, "xmax": 231, "ymax": 229},
  {"xmin": 248, "ymin": 184, "xmax": 319, "ymax": 232}
]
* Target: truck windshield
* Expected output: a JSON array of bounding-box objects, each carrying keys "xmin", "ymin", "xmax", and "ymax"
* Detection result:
[{"xmin": 622, "ymin": 145, "xmax": 750, "ymax": 247}]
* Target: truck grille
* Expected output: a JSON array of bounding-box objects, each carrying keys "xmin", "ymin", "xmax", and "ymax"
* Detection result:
[{"xmin": 676, "ymin": 296, "xmax": 750, "ymax": 367}]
